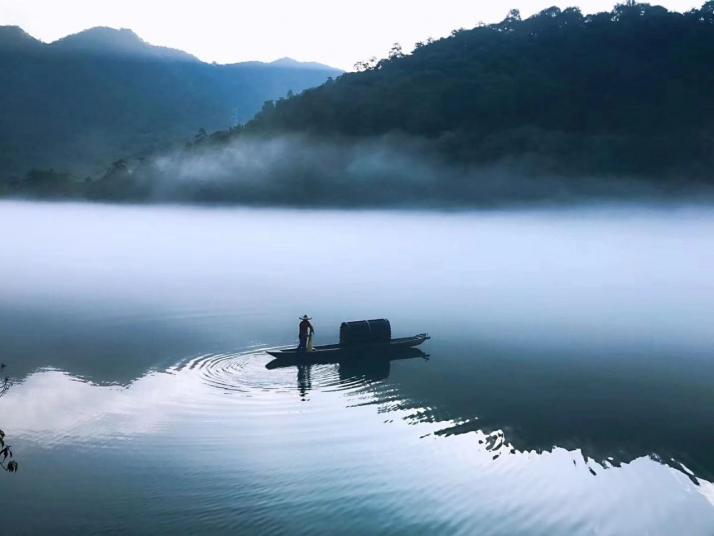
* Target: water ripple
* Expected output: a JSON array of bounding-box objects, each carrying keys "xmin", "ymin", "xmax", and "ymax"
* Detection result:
[{"xmin": 174, "ymin": 348, "xmax": 404, "ymax": 399}]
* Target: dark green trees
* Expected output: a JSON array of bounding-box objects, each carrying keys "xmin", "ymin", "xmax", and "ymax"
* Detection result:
[{"xmin": 245, "ymin": 2, "xmax": 714, "ymax": 178}]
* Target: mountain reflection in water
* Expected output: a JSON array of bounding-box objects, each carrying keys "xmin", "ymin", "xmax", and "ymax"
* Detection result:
[{"xmin": 268, "ymin": 341, "xmax": 714, "ymax": 484}]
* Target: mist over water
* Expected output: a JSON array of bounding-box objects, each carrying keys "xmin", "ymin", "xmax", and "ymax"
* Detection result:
[
  {"xmin": 1, "ymin": 201, "xmax": 713, "ymax": 534},
  {"xmin": 129, "ymin": 134, "xmax": 692, "ymax": 206}
]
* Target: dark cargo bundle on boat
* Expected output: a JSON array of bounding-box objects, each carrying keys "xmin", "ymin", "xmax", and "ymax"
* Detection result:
[{"xmin": 340, "ymin": 319, "xmax": 391, "ymax": 346}]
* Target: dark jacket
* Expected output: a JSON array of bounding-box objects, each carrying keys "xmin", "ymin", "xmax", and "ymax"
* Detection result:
[{"xmin": 299, "ymin": 320, "xmax": 314, "ymax": 337}]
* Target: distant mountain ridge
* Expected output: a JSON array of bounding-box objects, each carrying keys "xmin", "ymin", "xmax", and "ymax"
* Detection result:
[
  {"xmin": 222, "ymin": 57, "xmax": 341, "ymax": 71},
  {"xmin": 48, "ymin": 27, "xmax": 199, "ymax": 61},
  {"xmin": 268, "ymin": 57, "xmax": 337, "ymax": 70},
  {"xmin": 0, "ymin": 25, "xmax": 43, "ymax": 50},
  {"xmin": 0, "ymin": 25, "xmax": 342, "ymax": 176},
  {"xmin": 0, "ymin": 25, "xmax": 336, "ymax": 67}
]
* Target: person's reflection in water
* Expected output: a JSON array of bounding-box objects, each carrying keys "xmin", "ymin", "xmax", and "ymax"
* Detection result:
[{"xmin": 297, "ymin": 364, "xmax": 312, "ymax": 401}]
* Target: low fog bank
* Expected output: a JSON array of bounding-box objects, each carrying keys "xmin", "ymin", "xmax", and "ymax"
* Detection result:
[
  {"xmin": 107, "ymin": 134, "xmax": 712, "ymax": 207},
  {"xmin": 7, "ymin": 134, "xmax": 714, "ymax": 207}
]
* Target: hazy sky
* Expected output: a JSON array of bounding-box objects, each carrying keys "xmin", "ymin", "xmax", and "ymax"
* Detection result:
[{"xmin": 0, "ymin": 0, "xmax": 701, "ymax": 69}]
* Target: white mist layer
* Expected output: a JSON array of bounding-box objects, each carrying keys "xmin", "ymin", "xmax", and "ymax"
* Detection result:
[{"xmin": 130, "ymin": 135, "xmax": 677, "ymax": 206}]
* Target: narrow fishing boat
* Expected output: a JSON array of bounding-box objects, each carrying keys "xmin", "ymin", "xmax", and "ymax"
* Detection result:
[
  {"xmin": 265, "ymin": 347, "xmax": 429, "ymax": 370},
  {"xmin": 265, "ymin": 319, "xmax": 430, "ymax": 360}
]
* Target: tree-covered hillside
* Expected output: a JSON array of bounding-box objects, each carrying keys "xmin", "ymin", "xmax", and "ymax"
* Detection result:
[
  {"xmin": 0, "ymin": 26, "xmax": 341, "ymax": 177},
  {"xmin": 3, "ymin": 2, "xmax": 714, "ymax": 205},
  {"xmin": 245, "ymin": 1, "xmax": 714, "ymax": 178}
]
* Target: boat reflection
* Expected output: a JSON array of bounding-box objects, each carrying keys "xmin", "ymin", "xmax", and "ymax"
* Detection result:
[{"xmin": 267, "ymin": 348, "xmax": 429, "ymax": 401}]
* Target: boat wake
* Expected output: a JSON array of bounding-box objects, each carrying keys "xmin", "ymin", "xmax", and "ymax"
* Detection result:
[{"xmin": 171, "ymin": 346, "xmax": 427, "ymax": 400}]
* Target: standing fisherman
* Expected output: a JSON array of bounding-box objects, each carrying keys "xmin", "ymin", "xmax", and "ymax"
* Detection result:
[{"xmin": 297, "ymin": 315, "xmax": 315, "ymax": 352}]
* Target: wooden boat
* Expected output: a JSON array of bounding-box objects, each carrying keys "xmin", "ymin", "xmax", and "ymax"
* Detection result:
[
  {"xmin": 265, "ymin": 333, "xmax": 430, "ymax": 361},
  {"xmin": 265, "ymin": 346, "xmax": 429, "ymax": 370}
]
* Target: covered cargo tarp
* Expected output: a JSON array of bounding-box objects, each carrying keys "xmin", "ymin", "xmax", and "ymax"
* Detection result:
[{"xmin": 339, "ymin": 319, "xmax": 391, "ymax": 346}]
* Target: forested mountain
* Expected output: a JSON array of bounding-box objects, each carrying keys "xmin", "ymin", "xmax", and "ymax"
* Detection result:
[
  {"xmin": 0, "ymin": 26, "xmax": 341, "ymax": 176},
  {"xmin": 245, "ymin": 1, "xmax": 714, "ymax": 179},
  {"xmin": 3, "ymin": 2, "xmax": 714, "ymax": 205}
]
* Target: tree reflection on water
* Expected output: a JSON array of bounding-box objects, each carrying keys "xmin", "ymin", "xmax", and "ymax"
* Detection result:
[{"xmin": 0, "ymin": 364, "xmax": 18, "ymax": 473}]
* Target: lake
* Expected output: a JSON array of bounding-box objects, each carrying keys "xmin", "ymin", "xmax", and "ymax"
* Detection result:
[{"xmin": 1, "ymin": 200, "xmax": 713, "ymax": 535}]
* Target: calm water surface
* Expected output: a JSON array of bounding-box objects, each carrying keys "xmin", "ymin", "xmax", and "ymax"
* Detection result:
[{"xmin": 1, "ymin": 201, "xmax": 713, "ymax": 535}]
